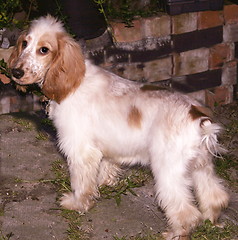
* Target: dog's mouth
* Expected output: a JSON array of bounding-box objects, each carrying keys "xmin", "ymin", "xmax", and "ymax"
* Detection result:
[{"xmin": 10, "ymin": 68, "xmax": 43, "ymax": 86}]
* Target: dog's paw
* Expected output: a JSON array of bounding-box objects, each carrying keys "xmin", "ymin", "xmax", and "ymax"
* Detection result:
[
  {"xmin": 163, "ymin": 231, "xmax": 190, "ymax": 240},
  {"xmin": 60, "ymin": 192, "xmax": 95, "ymax": 213},
  {"xmin": 201, "ymin": 187, "xmax": 229, "ymax": 223},
  {"xmin": 165, "ymin": 204, "xmax": 202, "ymax": 240}
]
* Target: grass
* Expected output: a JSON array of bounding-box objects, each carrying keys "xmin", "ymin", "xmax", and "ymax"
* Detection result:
[
  {"xmin": 35, "ymin": 131, "xmax": 48, "ymax": 140},
  {"xmin": 112, "ymin": 220, "xmax": 238, "ymax": 240},
  {"xmin": 214, "ymin": 103, "xmax": 238, "ymax": 190},
  {"xmin": 51, "ymin": 160, "xmax": 71, "ymax": 194},
  {"xmin": 0, "ymin": 208, "xmax": 4, "ymax": 217},
  {"xmin": 61, "ymin": 209, "xmax": 88, "ymax": 240},
  {"xmin": 13, "ymin": 118, "xmax": 33, "ymax": 130},
  {"xmin": 192, "ymin": 220, "xmax": 238, "ymax": 240},
  {"xmin": 215, "ymin": 154, "xmax": 238, "ymax": 189},
  {"xmin": 99, "ymin": 167, "xmax": 151, "ymax": 205},
  {"xmin": 113, "ymin": 233, "xmax": 162, "ymax": 240},
  {"xmin": 0, "ymin": 231, "xmax": 13, "ymax": 240}
]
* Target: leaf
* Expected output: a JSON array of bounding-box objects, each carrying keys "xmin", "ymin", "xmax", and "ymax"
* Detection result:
[
  {"xmin": 0, "ymin": 73, "xmax": 11, "ymax": 84},
  {"xmin": 115, "ymin": 194, "xmax": 121, "ymax": 206}
]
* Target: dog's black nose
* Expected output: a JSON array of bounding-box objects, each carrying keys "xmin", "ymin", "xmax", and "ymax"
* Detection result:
[{"xmin": 11, "ymin": 68, "xmax": 24, "ymax": 79}]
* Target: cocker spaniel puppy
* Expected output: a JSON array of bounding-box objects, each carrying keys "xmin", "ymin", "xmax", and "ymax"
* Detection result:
[{"xmin": 9, "ymin": 16, "xmax": 229, "ymax": 240}]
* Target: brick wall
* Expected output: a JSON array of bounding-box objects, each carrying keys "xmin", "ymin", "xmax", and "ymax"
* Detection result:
[
  {"xmin": 88, "ymin": 4, "xmax": 238, "ymax": 109},
  {"xmin": 0, "ymin": 4, "xmax": 238, "ymax": 114},
  {"xmin": 0, "ymin": 84, "xmax": 42, "ymax": 114}
]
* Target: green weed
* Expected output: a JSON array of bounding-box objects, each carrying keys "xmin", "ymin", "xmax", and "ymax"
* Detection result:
[
  {"xmin": 113, "ymin": 234, "xmax": 162, "ymax": 240},
  {"xmin": 35, "ymin": 132, "xmax": 48, "ymax": 140},
  {"xmin": 13, "ymin": 119, "xmax": 33, "ymax": 130},
  {"xmin": 192, "ymin": 220, "xmax": 238, "ymax": 240},
  {"xmin": 0, "ymin": 231, "xmax": 14, "ymax": 240},
  {"xmin": 61, "ymin": 209, "xmax": 88, "ymax": 240},
  {"xmin": 51, "ymin": 160, "xmax": 71, "ymax": 193},
  {"xmin": 100, "ymin": 168, "xmax": 151, "ymax": 205}
]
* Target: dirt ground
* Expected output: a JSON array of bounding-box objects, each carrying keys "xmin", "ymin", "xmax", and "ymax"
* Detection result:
[{"xmin": 0, "ymin": 102, "xmax": 238, "ymax": 240}]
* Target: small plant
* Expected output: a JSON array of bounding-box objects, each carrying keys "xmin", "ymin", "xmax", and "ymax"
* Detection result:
[
  {"xmin": 0, "ymin": 0, "xmax": 38, "ymax": 29},
  {"xmin": 13, "ymin": 118, "xmax": 33, "ymax": 130},
  {"xmin": 61, "ymin": 209, "xmax": 88, "ymax": 240},
  {"xmin": 0, "ymin": 59, "xmax": 11, "ymax": 85},
  {"xmin": 51, "ymin": 159, "xmax": 71, "ymax": 193},
  {"xmin": 113, "ymin": 233, "xmax": 163, "ymax": 240},
  {"xmin": 0, "ymin": 59, "xmax": 11, "ymax": 78},
  {"xmin": 100, "ymin": 168, "xmax": 151, "ymax": 205},
  {"xmin": 94, "ymin": 0, "xmax": 162, "ymax": 27},
  {"xmin": 0, "ymin": 231, "xmax": 14, "ymax": 240},
  {"xmin": 192, "ymin": 220, "xmax": 238, "ymax": 239},
  {"xmin": 35, "ymin": 132, "xmax": 48, "ymax": 140},
  {"xmin": 0, "ymin": 0, "xmax": 21, "ymax": 29}
]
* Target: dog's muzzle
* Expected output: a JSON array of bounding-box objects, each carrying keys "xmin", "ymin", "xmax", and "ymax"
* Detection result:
[{"xmin": 11, "ymin": 68, "xmax": 25, "ymax": 79}]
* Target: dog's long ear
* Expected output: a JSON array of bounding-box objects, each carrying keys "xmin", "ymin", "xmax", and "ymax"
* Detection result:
[
  {"xmin": 42, "ymin": 33, "xmax": 86, "ymax": 103},
  {"xmin": 8, "ymin": 31, "xmax": 27, "ymax": 68}
]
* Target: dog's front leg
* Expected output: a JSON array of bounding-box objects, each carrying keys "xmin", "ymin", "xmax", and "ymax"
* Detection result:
[{"xmin": 60, "ymin": 146, "xmax": 103, "ymax": 213}]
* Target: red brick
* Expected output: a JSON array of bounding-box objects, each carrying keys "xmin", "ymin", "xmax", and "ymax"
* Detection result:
[
  {"xmin": 143, "ymin": 15, "xmax": 170, "ymax": 38},
  {"xmin": 209, "ymin": 43, "xmax": 234, "ymax": 69},
  {"xmin": 123, "ymin": 63, "xmax": 145, "ymax": 81},
  {"xmin": 198, "ymin": 11, "xmax": 224, "ymax": 30},
  {"xmin": 222, "ymin": 61, "xmax": 237, "ymax": 85},
  {"xmin": 205, "ymin": 85, "xmax": 234, "ymax": 108},
  {"xmin": 224, "ymin": 4, "xmax": 238, "ymax": 24},
  {"xmin": 144, "ymin": 56, "xmax": 172, "ymax": 82},
  {"xmin": 111, "ymin": 20, "xmax": 143, "ymax": 43},
  {"xmin": 173, "ymin": 48, "xmax": 209, "ymax": 76},
  {"xmin": 172, "ymin": 12, "xmax": 197, "ymax": 34},
  {"xmin": 0, "ymin": 96, "xmax": 10, "ymax": 114},
  {"xmin": 33, "ymin": 95, "xmax": 42, "ymax": 111},
  {"xmin": 223, "ymin": 22, "xmax": 238, "ymax": 42},
  {"xmin": 111, "ymin": 62, "xmax": 145, "ymax": 81}
]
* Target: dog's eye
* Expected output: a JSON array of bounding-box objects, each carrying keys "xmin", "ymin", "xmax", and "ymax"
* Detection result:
[
  {"xmin": 39, "ymin": 47, "xmax": 49, "ymax": 55},
  {"xmin": 22, "ymin": 40, "xmax": 27, "ymax": 48}
]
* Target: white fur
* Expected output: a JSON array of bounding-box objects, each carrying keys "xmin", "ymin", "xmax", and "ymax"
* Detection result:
[{"xmin": 9, "ymin": 16, "xmax": 229, "ymax": 240}]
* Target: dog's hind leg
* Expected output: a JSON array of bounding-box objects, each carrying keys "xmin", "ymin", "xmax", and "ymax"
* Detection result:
[
  {"xmin": 150, "ymin": 145, "xmax": 202, "ymax": 239},
  {"xmin": 97, "ymin": 158, "xmax": 123, "ymax": 187},
  {"xmin": 191, "ymin": 119, "xmax": 229, "ymax": 223},
  {"xmin": 192, "ymin": 157, "xmax": 229, "ymax": 223}
]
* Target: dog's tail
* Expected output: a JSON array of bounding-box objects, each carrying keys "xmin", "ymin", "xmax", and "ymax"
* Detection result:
[{"xmin": 200, "ymin": 119, "xmax": 226, "ymax": 157}]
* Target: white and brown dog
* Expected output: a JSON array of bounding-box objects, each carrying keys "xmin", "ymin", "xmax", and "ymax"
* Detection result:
[{"xmin": 9, "ymin": 16, "xmax": 229, "ymax": 239}]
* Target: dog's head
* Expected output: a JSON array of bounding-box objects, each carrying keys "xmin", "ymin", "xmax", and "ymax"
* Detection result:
[{"xmin": 9, "ymin": 15, "xmax": 85, "ymax": 103}]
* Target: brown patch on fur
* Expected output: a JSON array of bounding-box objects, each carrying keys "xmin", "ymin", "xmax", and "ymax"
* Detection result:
[
  {"xmin": 127, "ymin": 105, "xmax": 142, "ymax": 128},
  {"xmin": 189, "ymin": 105, "xmax": 213, "ymax": 120},
  {"xmin": 140, "ymin": 84, "xmax": 168, "ymax": 91},
  {"xmin": 42, "ymin": 33, "xmax": 85, "ymax": 103}
]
